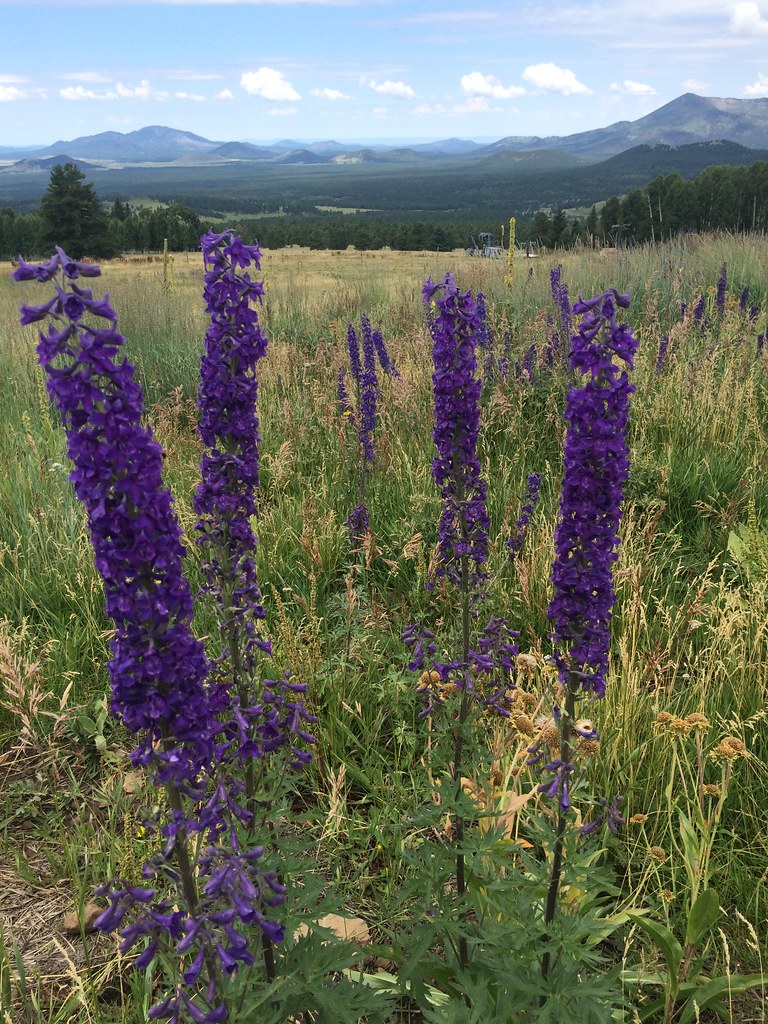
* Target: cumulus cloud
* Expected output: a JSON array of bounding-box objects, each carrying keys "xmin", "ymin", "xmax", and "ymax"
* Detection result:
[
  {"xmin": 368, "ymin": 79, "xmax": 416, "ymax": 99},
  {"xmin": 521, "ymin": 63, "xmax": 592, "ymax": 95},
  {"xmin": 744, "ymin": 71, "xmax": 768, "ymax": 95},
  {"xmin": 115, "ymin": 79, "xmax": 170, "ymax": 100},
  {"xmin": 452, "ymin": 95, "xmax": 502, "ymax": 114},
  {"xmin": 610, "ymin": 79, "xmax": 656, "ymax": 95},
  {"xmin": 174, "ymin": 91, "xmax": 206, "ymax": 101},
  {"xmin": 241, "ymin": 67, "xmax": 300, "ymax": 101},
  {"xmin": 0, "ymin": 85, "xmax": 26, "ymax": 102},
  {"xmin": 460, "ymin": 71, "xmax": 525, "ymax": 99},
  {"xmin": 61, "ymin": 85, "xmax": 118, "ymax": 101},
  {"xmin": 215, "ymin": 89, "xmax": 235, "ymax": 100},
  {"xmin": 310, "ymin": 87, "xmax": 348, "ymax": 100},
  {"xmin": 730, "ymin": 2, "xmax": 768, "ymax": 36}
]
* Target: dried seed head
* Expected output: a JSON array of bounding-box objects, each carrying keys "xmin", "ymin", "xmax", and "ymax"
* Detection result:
[
  {"xmin": 648, "ymin": 846, "xmax": 667, "ymax": 863},
  {"xmin": 575, "ymin": 738, "xmax": 600, "ymax": 759},
  {"xmin": 511, "ymin": 711, "xmax": 535, "ymax": 737},
  {"xmin": 686, "ymin": 712, "xmax": 710, "ymax": 731},
  {"xmin": 516, "ymin": 653, "xmax": 538, "ymax": 677},
  {"xmin": 711, "ymin": 736, "xmax": 748, "ymax": 761},
  {"xmin": 629, "ymin": 813, "xmax": 648, "ymax": 825}
]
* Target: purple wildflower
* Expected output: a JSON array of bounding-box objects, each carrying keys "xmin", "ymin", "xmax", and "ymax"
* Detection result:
[
  {"xmin": 523, "ymin": 342, "xmax": 537, "ymax": 384},
  {"xmin": 346, "ymin": 502, "xmax": 370, "ymax": 546},
  {"xmin": 507, "ymin": 472, "xmax": 542, "ymax": 560},
  {"xmin": 424, "ymin": 273, "xmax": 490, "ymax": 594},
  {"xmin": 716, "ymin": 265, "xmax": 727, "ymax": 317},
  {"xmin": 372, "ymin": 324, "xmax": 400, "ymax": 377},
  {"xmin": 337, "ymin": 368, "xmax": 355, "ymax": 422},
  {"xmin": 195, "ymin": 230, "xmax": 270, "ymax": 711},
  {"xmin": 358, "ymin": 314, "xmax": 379, "ymax": 463},
  {"xmin": 13, "ymin": 253, "xmax": 213, "ymax": 786},
  {"xmin": 547, "ymin": 289, "xmax": 638, "ymax": 700},
  {"xmin": 581, "ymin": 795, "xmax": 625, "ymax": 836},
  {"xmin": 550, "ymin": 265, "xmax": 572, "ymax": 358},
  {"xmin": 739, "ymin": 285, "xmax": 750, "ymax": 311}
]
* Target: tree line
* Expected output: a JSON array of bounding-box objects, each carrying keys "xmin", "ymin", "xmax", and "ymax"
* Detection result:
[{"xmin": 1, "ymin": 159, "xmax": 767, "ymax": 262}]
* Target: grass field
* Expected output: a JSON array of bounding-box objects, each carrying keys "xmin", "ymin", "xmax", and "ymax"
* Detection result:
[{"xmin": 0, "ymin": 237, "xmax": 767, "ymax": 1022}]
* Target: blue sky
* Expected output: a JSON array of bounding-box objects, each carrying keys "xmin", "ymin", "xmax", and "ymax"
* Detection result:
[{"xmin": 2, "ymin": 0, "xmax": 768, "ymax": 147}]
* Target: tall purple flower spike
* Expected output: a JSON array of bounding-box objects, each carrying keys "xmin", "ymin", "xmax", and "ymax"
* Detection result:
[
  {"xmin": 424, "ymin": 273, "xmax": 489, "ymax": 595},
  {"xmin": 547, "ymin": 289, "xmax": 639, "ymax": 699}
]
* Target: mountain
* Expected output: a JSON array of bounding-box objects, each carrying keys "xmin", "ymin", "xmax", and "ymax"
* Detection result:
[
  {"xmin": 2, "ymin": 154, "xmax": 100, "ymax": 173},
  {"xmin": 211, "ymin": 141, "xmax": 279, "ymax": 160},
  {"xmin": 5, "ymin": 95, "xmax": 768, "ymax": 166},
  {"xmin": 35, "ymin": 125, "xmax": 222, "ymax": 162},
  {"xmin": 478, "ymin": 94, "xmax": 768, "ymax": 160}
]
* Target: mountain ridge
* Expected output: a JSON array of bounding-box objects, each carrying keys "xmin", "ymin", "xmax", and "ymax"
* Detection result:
[{"xmin": 3, "ymin": 94, "xmax": 768, "ymax": 166}]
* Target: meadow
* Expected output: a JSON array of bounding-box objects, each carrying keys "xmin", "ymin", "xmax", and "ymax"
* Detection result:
[{"xmin": 0, "ymin": 237, "xmax": 767, "ymax": 1022}]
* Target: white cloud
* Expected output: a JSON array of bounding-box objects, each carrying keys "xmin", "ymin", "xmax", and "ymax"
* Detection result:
[
  {"xmin": 452, "ymin": 96, "xmax": 500, "ymax": 114},
  {"xmin": 174, "ymin": 90, "xmax": 206, "ymax": 101},
  {"xmin": 460, "ymin": 71, "xmax": 525, "ymax": 99},
  {"xmin": 744, "ymin": 71, "xmax": 768, "ymax": 95},
  {"xmin": 58, "ymin": 71, "xmax": 111, "ymax": 83},
  {"xmin": 240, "ymin": 67, "xmax": 300, "ymax": 101},
  {"xmin": 115, "ymin": 79, "xmax": 170, "ymax": 100},
  {"xmin": 682, "ymin": 78, "xmax": 709, "ymax": 91},
  {"xmin": 60, "ymin": 85, "xmax": 118, "ymax": 100},
  {"xmin": 730, "ymin": 2, "xmax": 768, "ymax": 36},
  {"xmin": 0, "ymin": 74, "xmax": 29, "ymax": 84},
  {"xmin": 0, "ymin": 85, "xmax": 26, "ymax": 101},
  {"xmin": 521, "ymin": 62, "xmax": 592, "ymax": 95},
  {"xmin": 368, "ymin": 79, "xmax": 416, "ymax": 99},
  {"xmin": 310, "ymin": 87, "xmax": 348, "ymax": 100},
  {"xmin": 610, "ymin": 79, "xmax": 656, "ymax": 95},
  {"xmin": 266, "ymin": 106, "xmax": 299, "ymax": 116},
  {"xmin": 414, "ymin": 102, "xmax": 447, "ymax": 115},
  {"xmin": 215, "ymin": 89, "xmax": 235, "ymax": 100}
]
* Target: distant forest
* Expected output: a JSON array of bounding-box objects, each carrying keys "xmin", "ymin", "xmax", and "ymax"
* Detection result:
[{"xmin": 1, "ymin": 158, "xmax": 767, "ymax": 260}]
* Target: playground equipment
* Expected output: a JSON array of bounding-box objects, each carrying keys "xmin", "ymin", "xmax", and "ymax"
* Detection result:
[{"xmin": 466, "ymin": 232, "xmax": 505, "ymax": 258}]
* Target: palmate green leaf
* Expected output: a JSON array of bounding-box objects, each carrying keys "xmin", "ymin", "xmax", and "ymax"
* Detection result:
[
  {"xmin": 624, "ymin": 910, "xmax": 683, "ymax": 980},
  {"xmin": 678, "ymin": 972, "xmax": 767, "ymax": 1024},
  {"xmin": 685, "ymin": 888, "xmax": 720, "ymax": 946}
]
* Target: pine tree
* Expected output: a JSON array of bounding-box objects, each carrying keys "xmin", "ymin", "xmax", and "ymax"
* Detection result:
[{"xmin": 39, "ymin": 163, "xmax": 116, "ymax": 259}]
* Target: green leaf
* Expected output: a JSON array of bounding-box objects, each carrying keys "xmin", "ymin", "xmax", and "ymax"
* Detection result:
[
  {"xmin": 625, "ymin": 910, "xmax": 683, "ymax": 980},
  {"xmin": 678, "ymin": 973, "xmax": 766, "ymax": 1023},
  {"xmin": 727, "ymin": 530, "xmax": 745, "ymax": 563},
  {"xmin": 685, "ymin": 888, "xmax": 720, "ymax": 946},
  {"xmin": 75, "ymin": 715, "xmax": 97, "ymax": 736}
]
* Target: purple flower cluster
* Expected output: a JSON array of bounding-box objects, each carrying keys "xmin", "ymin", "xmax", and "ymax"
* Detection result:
[
  {"xmin": 547, "ymin": 289, "xmax": 638, "ymax": 700},
  {"xmin": 507, "ymin": 472, "xmax": 542, "ymax": 560},
  {"xmin": 424, "ymin": 273, "xmax": 489, "ymax": 593},
  {"xmin": 358, "ymin": 314, "xmax": 379, "ymax": 463},
  {"xmin": 372, "ymin": 322, "xmax": 400, "ymax": 378},
  {"xmin": 716, "ymin": 264, "xmax": 727, "ymax": 317},
  {"xmin": 14, "ymin": 248, "xmax": 213, "ymax": 786},
  {"xmin": 16, "ymin": 241, "xmax": 316, "ymax": 1023},
  {"xmin": 346, "ymin": 502, "xmax": 370, "ymax": 546},
  {"xmin": 550, "ymin": 265, "xmax": 572, "ymax": 357},
  {"xmin": 194, "ymin": 231, "xmax": 270, "ymax": 705}
]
